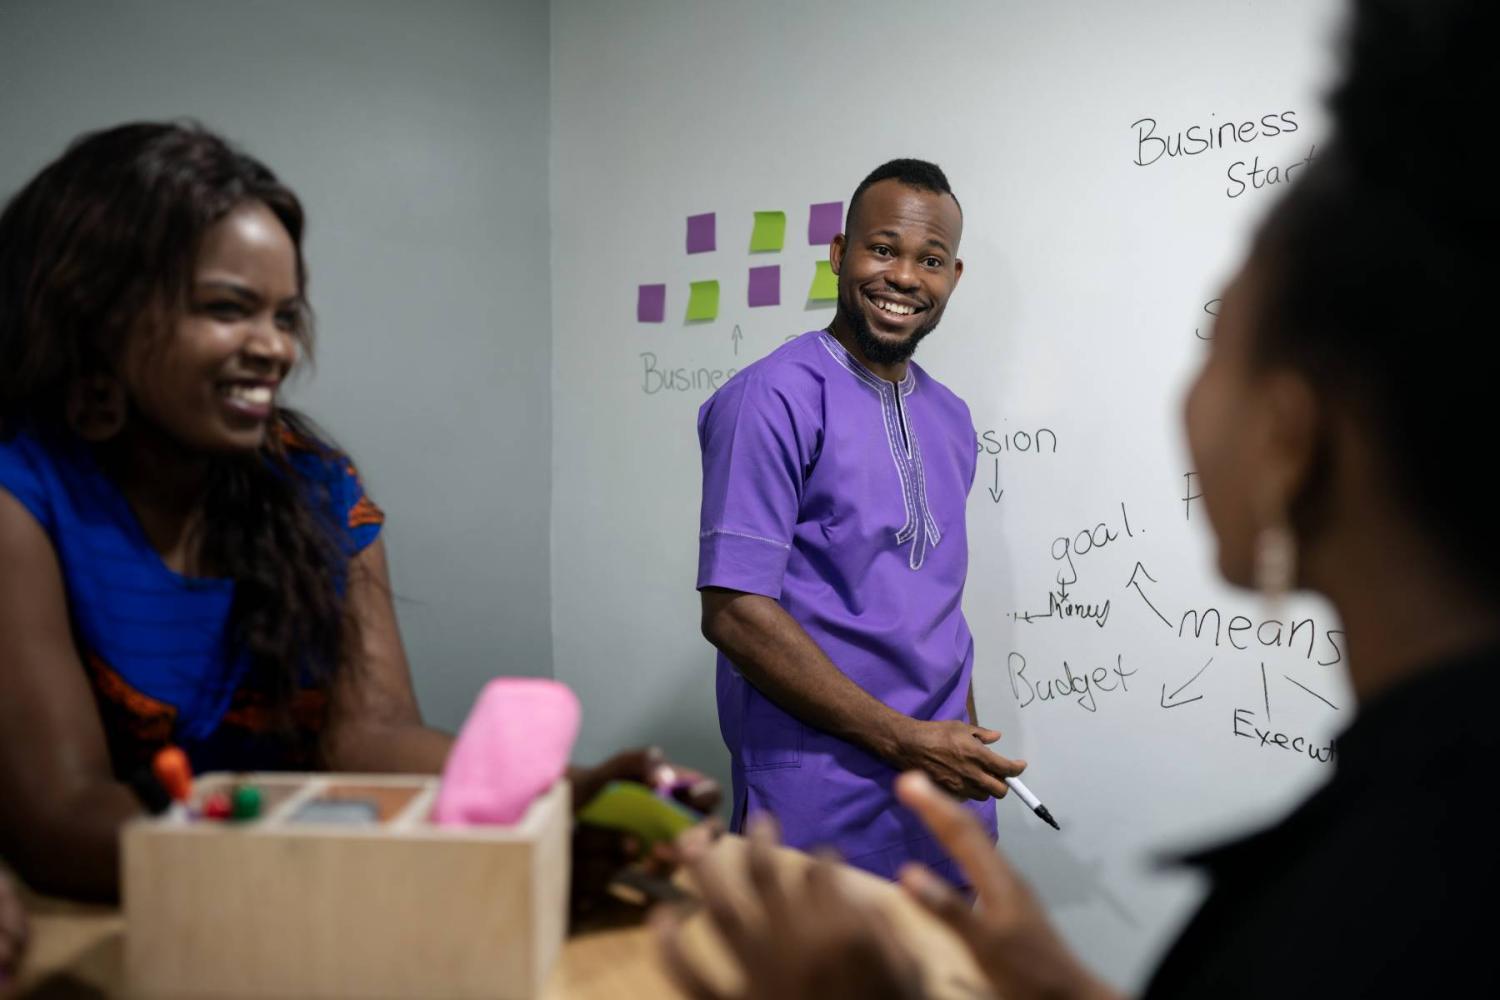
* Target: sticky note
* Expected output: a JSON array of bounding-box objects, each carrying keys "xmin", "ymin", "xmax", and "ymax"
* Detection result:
[
  {"xmin": 637, "ymin": 283, "xmax": 666, "ymax": 323},
  {"xmin": 686, "ymin": 212, "xmax": 716, "ymax": 254},
  {"xmin": 686, "ymin": 279, "xmax": 720, "ymax": 321},
  {"xmin": 749, "ymin": 211, "xmax": 786, "ymax": 252},
  {"xmin": 808, "ymin": 260, "xmax": 838, "ymax": 301},
  {"xmin": 747, "ymin": 265, "xmax": 780, "ymax": 307},
  {"xmin": 808, "ymin": 201, "xmax": 843, "ymax": 244}
]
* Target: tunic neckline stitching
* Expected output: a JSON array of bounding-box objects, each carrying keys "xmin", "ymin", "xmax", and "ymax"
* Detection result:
[{"xmin": 817, "ymin": 333, "xmax": 940, "ymax": 569}]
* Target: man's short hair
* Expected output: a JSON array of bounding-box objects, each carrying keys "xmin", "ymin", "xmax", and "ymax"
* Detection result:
[{"xmin": 846, "ymin": 158, "xmax": 961, "ymax": 230}]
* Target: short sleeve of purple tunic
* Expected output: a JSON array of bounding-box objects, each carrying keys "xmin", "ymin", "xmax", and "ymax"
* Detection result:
[
  {"xmin": 696, "ymin": 331, "xmax": 997, "ymax": 885},
  {"xmin": 696, "ymin": 365, "xmax": 820, "ymax": 599}
]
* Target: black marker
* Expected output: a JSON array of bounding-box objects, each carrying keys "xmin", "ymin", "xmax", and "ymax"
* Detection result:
[{"xmin": 1006, "ymin": 777, "xmax": 1060, "ymax": 831}]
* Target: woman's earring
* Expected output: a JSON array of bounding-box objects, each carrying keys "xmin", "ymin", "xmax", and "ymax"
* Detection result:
[
  {"xmin": 1255, "ymin": 519, "xmax": 1297, "ymax": 612},
  {"xmin": 66, "ymin": 374, "xmax": 127, "ymax": 442}
]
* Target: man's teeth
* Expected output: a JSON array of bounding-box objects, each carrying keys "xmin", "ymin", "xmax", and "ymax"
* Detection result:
[
  {"xmin": 875, "ymin": 300, "xmax": 916, "ymax": 316},
  {"xmin": 224, "ymin": 385, "xmax": 273, "ymax": 405}
]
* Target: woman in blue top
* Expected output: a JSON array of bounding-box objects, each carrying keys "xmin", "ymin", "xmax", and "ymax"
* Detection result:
[{"xmin": 0, "ymin": 122, "xmax": 715, "ymax": 902}]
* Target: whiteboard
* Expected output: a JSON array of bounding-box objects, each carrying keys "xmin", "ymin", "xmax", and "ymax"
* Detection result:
[{"xmin": 550, "ymin": 0, "xmax": 1346, "ymax": 988}]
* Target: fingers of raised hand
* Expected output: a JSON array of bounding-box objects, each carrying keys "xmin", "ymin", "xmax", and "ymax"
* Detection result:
[
  {"xmin": 653, "ymin": 905, "xmax": 734, "ymax": 1000},
  {"xmin": 896, "ymin": 772, "xmax": 1012, "ymax": 893},
  {"xmin": 682, "ymin": 833, "xmax": 757, "ymax": 963},
  {"xmin": 899, "ymin": 862, "xmax": 976, "ymax": 938},
  {"xmin": 745, "ymin": 815, "xmax": 790, "ymax": 921}
]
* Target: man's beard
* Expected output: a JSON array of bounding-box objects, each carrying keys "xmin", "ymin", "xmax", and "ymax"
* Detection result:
[{"xmin": 846, "ymin": 292, "xmax": 939, "ymax": 365}]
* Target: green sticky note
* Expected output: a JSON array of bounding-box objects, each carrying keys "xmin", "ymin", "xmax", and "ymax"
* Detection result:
[
  {"xmin": 576, "ymin": 781, "xmax": 699, "ymax": 847},
  {"xmin": 749, "ymin": 211, "xmax": 786, "ymax": 252},
  {"xmin": 686, "ymin": 279, "xmax": 719, "ymax": 321},
  {"xmin": 808, "ymin": 260, "xmax": 838, "ymax": 300}
]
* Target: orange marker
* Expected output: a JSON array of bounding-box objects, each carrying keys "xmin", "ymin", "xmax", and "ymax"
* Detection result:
[{"xmin": 152, "ymin": 746, "xmax": 193, "ymax": 806}]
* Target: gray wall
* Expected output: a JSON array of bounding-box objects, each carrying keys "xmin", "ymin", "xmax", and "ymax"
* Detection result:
[{"xmin": 0, "ymin": 0, "xmax": 554, "ymax": 727}]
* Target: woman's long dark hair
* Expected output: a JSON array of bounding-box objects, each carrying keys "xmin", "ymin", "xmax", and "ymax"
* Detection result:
[
  {"xmin": 1250, "ymin": 0, "xmax": 1496, "ymax": 590},
  {"xmin": 0, "ymin": 122, "xmax": 348, "ymax": 739}
]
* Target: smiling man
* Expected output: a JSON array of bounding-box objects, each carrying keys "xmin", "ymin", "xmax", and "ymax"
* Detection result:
[{"xmin": 696, "ymin": 160, "xmax": 1023, "ymax": 883}]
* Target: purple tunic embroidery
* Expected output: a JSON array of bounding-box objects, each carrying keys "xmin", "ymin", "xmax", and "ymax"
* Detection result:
[
  {"xmin": 697, "ymin": 330, "xmax": 998, "ymax": 883},
  {"xmin": 818, "ymin": 335, "xmax": 942, "ymax": 570}
]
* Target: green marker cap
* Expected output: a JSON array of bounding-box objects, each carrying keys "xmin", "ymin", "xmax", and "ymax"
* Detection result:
[{"xmin": 230, "ymin": 783, "xmax": 262, "ymax": 820}]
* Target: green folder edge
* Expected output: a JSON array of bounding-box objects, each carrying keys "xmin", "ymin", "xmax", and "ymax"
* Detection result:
[{"xmin": 576, "ymin": 781, "xmax": 700, "ymax": 846}]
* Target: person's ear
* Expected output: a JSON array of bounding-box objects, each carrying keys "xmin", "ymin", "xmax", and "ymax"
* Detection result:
[
  {"xmin": 953, "ymin": 257, "xmax": 964, "ymax": 286},
  {"xmin": 829, "ymin": 233, "xmax": 846, "ymax": 275},
  {"xmin": 1257, "ymin": 370, "xmax": 1321, "ymax": 515}
]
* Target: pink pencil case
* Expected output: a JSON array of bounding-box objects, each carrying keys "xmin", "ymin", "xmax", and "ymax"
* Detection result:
[{"xmin": 432, "ymin": 677, "xmax": 581, "ymax": 826}]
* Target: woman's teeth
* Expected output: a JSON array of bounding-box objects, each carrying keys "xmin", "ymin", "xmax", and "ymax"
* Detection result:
[{"xmin": 223, "ymin": 384, "xmax": 273, "ymax": 405}]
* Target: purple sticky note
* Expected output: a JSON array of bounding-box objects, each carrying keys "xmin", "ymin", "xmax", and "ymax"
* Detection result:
[
  {"xmin": 686, "ymin": 213, "xmax": 716, "ymax": 254},
  {"xmin": 637, "ymin": 283, "xmax": 666, "ymax": 323},
  {"xmin": 808, "ymin": 201, "xmax": 843, "ymax": 245},
  {"xmin": 747, "ymin": 265, "xmax": 780, "ymax": 308}
]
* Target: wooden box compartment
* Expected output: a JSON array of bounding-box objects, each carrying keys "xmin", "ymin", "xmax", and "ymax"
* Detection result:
[{"xmin": 123, "ymin": 772, "xmax": 570, "ymax": 999}]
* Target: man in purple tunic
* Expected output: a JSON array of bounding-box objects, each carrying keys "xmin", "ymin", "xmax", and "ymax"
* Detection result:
[{"xmin": 697, "ymin": 160, "xmax": 1023, "ymax": 884}]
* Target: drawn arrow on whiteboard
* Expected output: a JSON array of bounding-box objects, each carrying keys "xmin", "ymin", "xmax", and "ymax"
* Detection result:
[
  {"xmin": 988, "ymin": 459, "xmax": 1003, "ymax": 503},
  {"xmin": 731, "ymin": 325, "xmax": 743, "ymax": 355},
  {"xmin": 1161, "ymin": 657, "xmax": 1213, "ymax": 709},
  {"xmin": 1283, "ymin": 674, "xmax": 1339, "ymax": 711},
  {"xmin": 1126, "ymin": 561, "xmax": 1173, "ymax": 629}
]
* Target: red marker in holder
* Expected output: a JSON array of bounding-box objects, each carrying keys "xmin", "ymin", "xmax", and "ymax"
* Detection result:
[{"xmin": 202, "ymin": 792, "xmax": 233, "ymax": 821}]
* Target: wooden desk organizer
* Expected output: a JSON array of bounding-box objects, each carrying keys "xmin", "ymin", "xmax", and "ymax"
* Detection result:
[{"xmin": 122, "ymin": 772, "xmax": 570, "ymax": 998}]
